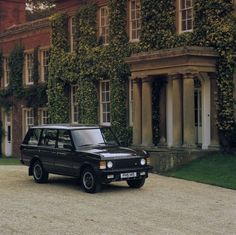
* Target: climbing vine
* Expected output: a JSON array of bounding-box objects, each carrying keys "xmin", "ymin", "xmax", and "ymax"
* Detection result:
[
  {"xmin": 0, "ymin": 44, "xmax": 47, "ymax": 113},
  {"xmin": 47, "ymin": 0, "xmax": 235, "ymax": 146},
  {"xmin": 48, "ymin": 13, "xmax": 71, "ymax": 123}
]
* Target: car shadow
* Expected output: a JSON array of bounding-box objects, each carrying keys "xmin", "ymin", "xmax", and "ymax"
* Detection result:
[{"xmin": 44, "ymin": 175, "xmax": 132, "ymax": 193}]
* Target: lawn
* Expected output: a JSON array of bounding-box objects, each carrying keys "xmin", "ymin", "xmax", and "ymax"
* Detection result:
[
  {"xmin": 164, "ymin": 154, "xmax": 236, "ymax": 190},
  {"xmin": 0, "ymin": 156, "xmax": 21, "ymax": 165}
]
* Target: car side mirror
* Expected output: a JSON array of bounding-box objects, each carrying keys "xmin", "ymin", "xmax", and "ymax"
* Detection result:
[
  {"xmin": 119, "ymin": 141, "xmax": 127, "ymax": 147},
  {"xmin": 63, "ymin": 144, "xmax": 74, "ymax": 151}
]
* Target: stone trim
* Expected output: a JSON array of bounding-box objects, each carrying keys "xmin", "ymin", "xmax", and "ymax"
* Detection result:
[{"xmin": 0, "ymin": 18, "xmax": 50, "ymax": 39}]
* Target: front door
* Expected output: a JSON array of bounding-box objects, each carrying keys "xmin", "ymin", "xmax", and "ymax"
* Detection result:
[
  {"xmin": 194, "ymin": 79, "xmax": 202, "ymax": 145},
  {"xmin": 4, "ymin": 112, "xmax": 12, "ymax": 157}
]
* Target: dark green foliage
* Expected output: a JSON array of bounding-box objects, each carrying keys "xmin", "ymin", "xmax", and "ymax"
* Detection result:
[
  {"xmin": 8, "ymin": 44, "xmax": 24, "ymax": 98},
  {"xmin": 0, "ymin": 51, "xmax": 3, "ymax": 80},
  {"xmin": 152, "ymin": 79, "xmax": 165, "ymax": 145},
  {"xmin": 140, "ymin": 0, "xmax": 176, "ymax": 50},
  {"xmin": 48, "ymin": 13, "xmax": 70, "ymax": 123},
  {"xmin": 48, "ymin": 0, "xmax": 235, "ymax": 146},
  {"xmin": 23, "ymin": 84, "xmax": 48, "ymax": 108}
]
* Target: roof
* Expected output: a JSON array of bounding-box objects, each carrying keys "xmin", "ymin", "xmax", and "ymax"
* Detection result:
[{"xmin": 31, "ymin": 124, "xmax": 100, "ymax": 130}]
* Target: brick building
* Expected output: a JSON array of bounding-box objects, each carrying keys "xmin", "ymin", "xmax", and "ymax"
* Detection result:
[{"xmin": 0, "ymin": 0, "xmax": 235, "ymax": 157}]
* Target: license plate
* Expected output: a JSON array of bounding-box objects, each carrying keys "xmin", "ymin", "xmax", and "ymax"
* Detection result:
[{"xmin": 120, "ymin": 172, "xmax": 137, "ymax": 179}]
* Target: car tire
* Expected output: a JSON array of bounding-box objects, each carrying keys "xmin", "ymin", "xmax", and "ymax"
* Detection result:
[
  {"xmin": 127, "ymin": 178, "xmax": 145, "ymax": 188},
  {"xmin": 33, "ymin": 160, "xmax": 48, "ymax": 183},
  {"xmin": 81, "ymin": 167, "xmax": 101, "ymax": 193}
]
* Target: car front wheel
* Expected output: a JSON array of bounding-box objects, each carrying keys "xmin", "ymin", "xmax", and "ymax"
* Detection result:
[
  {"xmin": 33, "ymin": 161, "xmax": 48, "ymax": 183},
  {"xmin": 81, "ymin": 167, "xmax": 101, "ymax": 193},
  {"xmin": 127, "ymin": 178, "xmax": 145, "ymax": 188}
]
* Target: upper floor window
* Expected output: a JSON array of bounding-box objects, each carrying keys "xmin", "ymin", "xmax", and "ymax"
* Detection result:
[
  {"xmin": 4, "ymin": 57, "xmax": 9, "ymax": 87},
  {"xmin": 70, "ymin": 16, "xmax": 77, "ymax": 52},
  {"xmin": 179, "ymin": 0, "xmax": 193, "ymax": 33},
  {"xmin": 71, "ymin": 85, "xmax": 79, "ymax": 123},
  {"xmin": 25, "ymin": 52, "xmax": 34, "ymax": 85},
  {"xmin": 129, "ymin": 0, "xmax": 141, "ymax": 41},
  {"xmin": 99, "ymin": 6, "xmax": 109, "ymax": 44},
  {"xmin": 40, "ymin": 50, "xmax": 49, "ymax": 82},
  {"xmin": 100, "ymin": 80, "xmax": 110, "ymax": 126}
]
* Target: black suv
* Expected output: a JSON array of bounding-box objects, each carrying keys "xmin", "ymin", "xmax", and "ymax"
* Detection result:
[{"xmin": 20, "ymin": 124, "xmax": 151, "ymax": 193}]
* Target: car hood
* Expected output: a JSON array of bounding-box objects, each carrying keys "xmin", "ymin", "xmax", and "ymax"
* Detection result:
[{"xmin": 77, "ymin": 146, "xmax": 142, "ymax": 160}]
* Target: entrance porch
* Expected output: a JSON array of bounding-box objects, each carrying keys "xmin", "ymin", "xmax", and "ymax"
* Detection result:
[{"xmin": 126, "ymin": 47, "xmax": 219, "ymax": 150}]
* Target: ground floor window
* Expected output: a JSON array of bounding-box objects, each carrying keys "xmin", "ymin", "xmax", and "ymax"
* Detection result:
[
  {"xmin": 100, "ymin": 80, "xmax": 111, "ymax": 126},
  {"xmin": 23, "ymin": 109, "xmax": 34, "ymax": 137},
  {"xmin": 38, "ymin": 108, "xmax": 50, "ymax": 125}
]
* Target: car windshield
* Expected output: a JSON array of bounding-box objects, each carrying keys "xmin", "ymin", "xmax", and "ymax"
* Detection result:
[{"xmin": 71, "ymin": 128, "xmax": 119, "ymax": 149}]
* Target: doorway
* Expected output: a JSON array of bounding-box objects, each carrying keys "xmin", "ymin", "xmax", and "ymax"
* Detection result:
[
  {"xmin": 194, "ymin": 79, "xmax": 202, "ymax": 145},
  {"xmin": 4, "ymin": 112, "xmax": 12, "ymax": 157}
]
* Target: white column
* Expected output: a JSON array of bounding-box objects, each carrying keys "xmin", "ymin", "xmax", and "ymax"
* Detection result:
[
  {"xmin": 201, "ymin": 74, "xmax": 211, "ymax": 149},
  {"xmin": 166, "ymin": 77, "xmax": 173, "ymax": 147},
  {"xmin": 141, "ymin": 78, "xmax": 153, "ymax": 146}
]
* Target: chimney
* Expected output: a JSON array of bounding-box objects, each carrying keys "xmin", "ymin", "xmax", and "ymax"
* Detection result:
[{"xmin": 0, "ymin": 0, "xmax": 26, "ymax": 33}]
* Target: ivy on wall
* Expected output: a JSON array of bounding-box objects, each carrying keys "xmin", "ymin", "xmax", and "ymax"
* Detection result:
[
  {"xmin": 48, "ymin": 13, "xmax": 71, "ymax": 123},
  {"xmin": 47, "ymin": 0, "xmax": 235, "ymax": 146},
  {"xmin": 140, "ymin": 0, "xmax": 236, "ymax": 144},
  {"xmin": 75, "ymin": 3, "xmax": 98, "ymax": 124},
  {"xmin": 0, "ymin": 44, "xmax": 48, "ymax": 115}
]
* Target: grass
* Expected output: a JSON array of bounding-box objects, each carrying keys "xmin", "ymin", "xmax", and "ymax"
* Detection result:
[
  {"xmin": 164, "ymin": 154, "xmax": 236, "ymax": 190},
  {"xmin": 0, "ymin": 156, "xmax": 21, "ymax": 165}
]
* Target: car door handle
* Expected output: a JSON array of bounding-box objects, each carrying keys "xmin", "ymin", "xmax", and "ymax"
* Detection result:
[{"xmin": 57, "ymin": 153, "xmax": 66, "ymax": 156}]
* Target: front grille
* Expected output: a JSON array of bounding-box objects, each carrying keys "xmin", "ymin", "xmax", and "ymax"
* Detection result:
[{"xmin": 113, "ymin": 158, "xmax": 141, "ymax": 169}]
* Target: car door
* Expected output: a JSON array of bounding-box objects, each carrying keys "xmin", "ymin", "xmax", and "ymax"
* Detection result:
[
  {"xmin": 21, "ymin": 128, "xmax": 42, "ymax": 165},
  {"xmin": 54, "ymin": 129, "xmax": 77, "ymax": 176},
  {"xmin": 38, "ymin": 129, "xmax": 58, "ymax": 173}
]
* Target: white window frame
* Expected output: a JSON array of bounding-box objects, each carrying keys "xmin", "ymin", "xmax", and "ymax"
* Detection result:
[
  {"xmin": 23, "ymin": 108, "xmax": 34, "ymax": 137},
  {"xmin": 38, "ymin": 108, "xmax": 50, "ymax": 125},
  {"xmin": 71, "ymin": 85, "xmax": 79, "ymax": 124},
  {"xmin": 129, "ymin": 0, "xmax": 141, "ymax": 42},
  {"xmin": 100, "ymin": 80, "xmax": 111, "ymax": 126},
  {"xmin": 4, "ymin": 57, "xmax": 9, "ymax": 87},
  {"xmin": 70, "ymin": 16, "xmax": 76, "ymax": 52},
  {"xmin": 25, "ymin": 52, "xmax": 34, "ymax": 85},
  {"xmin": 129, "ymin": 79, "xmax": 134, "ymax": 126},
  {"xmin": 179, "ymin": 0, "xmax": 193, "ymax": 33},
  {"xmin": 99, "ymin": 6, "xmax": 109, "ymax": 45},
  {"xmin": 40, "ymin": 49, "xmax": 49, "ymax": 82}
]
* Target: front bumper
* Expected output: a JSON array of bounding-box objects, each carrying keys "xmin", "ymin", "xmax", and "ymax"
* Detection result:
[{"xmin": 99, "ymin": 166, "xmax": 152, "ymax": 183}]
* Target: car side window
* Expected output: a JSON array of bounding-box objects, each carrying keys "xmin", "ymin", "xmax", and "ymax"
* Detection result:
[
  {"xmin": 57, "ymin": 130, "xmax": 72, "ymax": 149},
  {"xmin": 40, "ymin": 129, "xmax": 57, "ymax": 148},
  {"xmin": 25, "ymin": 129, "xmax": 41, "ymax": 145}
]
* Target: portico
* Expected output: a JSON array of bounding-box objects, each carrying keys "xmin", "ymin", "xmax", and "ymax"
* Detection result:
[{"xmin": 126, "ymin": 47, "xmax": 219, "ymax": 149}]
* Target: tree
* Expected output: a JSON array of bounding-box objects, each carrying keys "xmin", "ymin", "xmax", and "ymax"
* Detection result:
[{"xmin": 26, "ymin": 0, "xmax": 55, "ymax": 21}]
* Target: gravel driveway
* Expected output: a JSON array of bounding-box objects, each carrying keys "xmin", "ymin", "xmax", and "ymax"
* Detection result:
[{"xmin": 0, "ymin": 166, "xmax": 235, "ymax": 235}]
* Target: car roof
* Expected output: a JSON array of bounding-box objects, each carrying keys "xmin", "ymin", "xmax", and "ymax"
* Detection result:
[{"xmin": 30, "ymin": 124, "xmax": 101, "ymax": 130}]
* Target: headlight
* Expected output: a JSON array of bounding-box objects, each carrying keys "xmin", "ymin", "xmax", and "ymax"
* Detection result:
[
  {"xmin": 140, "ymin": 158, "xmax": 146, "ymax": 166},
  {"xmin": 107, "ymin": 161, "xmax": 113, "ymax": 168}
]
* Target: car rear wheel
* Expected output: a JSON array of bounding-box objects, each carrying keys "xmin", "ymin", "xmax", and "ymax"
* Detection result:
[
  {"xmin": 81, "ymin": 167, "xmax": 101, "ymax": 193},
  {"xmin": 127, "ymin": 178, "xmax": 145, "ymax": 188},
  {"xmin": 33, "ymin": 161, "xmax": 48, "ymax": 183}
]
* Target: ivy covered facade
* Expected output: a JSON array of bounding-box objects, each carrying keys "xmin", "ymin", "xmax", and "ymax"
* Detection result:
[{"xmin": 0, "ymin": 0, "xmax": 236, "ymax": 157}]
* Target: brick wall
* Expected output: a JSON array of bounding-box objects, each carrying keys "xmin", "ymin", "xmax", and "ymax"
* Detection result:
[{"xmin": 0, "ymin": 0, "xmax": 26, "ymax": 33}]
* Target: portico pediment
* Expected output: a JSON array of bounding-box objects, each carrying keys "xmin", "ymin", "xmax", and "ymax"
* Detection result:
[{"xmin": 126, "ymin": 46, "xmax": 218, "ymax": 78}]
